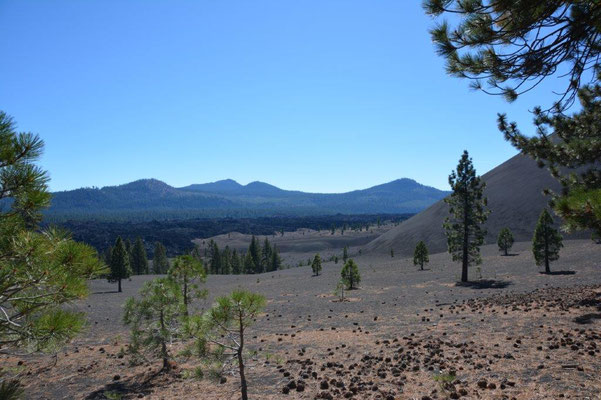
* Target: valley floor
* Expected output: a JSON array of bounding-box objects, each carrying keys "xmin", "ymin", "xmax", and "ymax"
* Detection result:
[{"xmin": 3, "ymin": 240, "xmax": 601, "ymax": 399}]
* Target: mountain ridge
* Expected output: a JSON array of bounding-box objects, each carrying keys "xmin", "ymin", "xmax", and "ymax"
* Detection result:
[{"xmin": 46, "ymin": 178, "xmax": 450, "ymax": 220}]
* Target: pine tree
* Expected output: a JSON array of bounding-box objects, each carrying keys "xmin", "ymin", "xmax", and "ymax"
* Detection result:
[
  {"xmin": 413, "ymin": 241, "xmax": 429, "ymax": 270},
  {"xmin": 248, "ymin": 235, "xmax": 262, "ymax": 273},
  {"xmin": 261, "ymin": 238, "xmax": 272, "ymax": 271},
  {"xmin": 270, "ymin": 246, "xmax": 282, "ymax": 271},
  {"xmin": 533, "ymin": 209, "xmax": 564, "ymax": 274},
  {"xmin": 425, "ymin": 1, "xmax": 601, "ymax": 238},
  {"xmin": 243, "ymin": 252, "xmax": 255, "ymax": 274},
  {"xmin": 444, "ymin": 151, "xmax": 489, "ymax": 282},
  {"xmin": 340, "ymin": 259, "xmax": 360, "ymax": 290},
  {"xmin": 209, "ymin": 240, "xmax": 221, "ymax": 275},
  {"xmin": 188, "ymin": 290, "xmax": 266, "ymax": 400},
  {"xmin": 220, "ymin": 245, "xmax": 230, "ymax": 275},
  {"xmin": 191, "ymin": 243, "xmax": 203, "ymax": 262},
  {"xmin": 342, "ymin": 246, "xmax": 349, "ymax": 263},
  {"xmin": 109, "ymin": 236, "xmax": 132, "ymax": 292},
  {"xmin": 123, "ymin": 278, "xmax": 181, "ymax": 371},
  {"xmin": 497, "ymin": 228, "xmax": 515, "ymax": 256},
  {"xmin": 131, "ymin": 237, "xmax": 148, "ymax": 275},
  {"xmin": 390, "ymin": 248, "xmax": 394, "ymax": 258},
  {"xmin": 424, "ymin": 1, "xmax": 600, "ymax": 111},
  {"xmin": 168, "ymin": 255, "xmax": 207, "ymax": 316},
  {"xmin": 231, "ymin": 249, "xmax": 242, "ymax": 274},
  {"xmin": 152, "ymin": 241, "xmax": 170, "ymax": 274},
  {"xmin": 311, "ymin": 253, "xmax": 322, "ymax": 276},
  {"xmin": 0, "ymin": 112, "xmax": 105, "ymax": 373}
]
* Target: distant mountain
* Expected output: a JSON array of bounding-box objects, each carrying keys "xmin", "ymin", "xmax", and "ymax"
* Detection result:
[{"xmin": 45, "ymin": 178, "xmax": 449, "ymax": 221}]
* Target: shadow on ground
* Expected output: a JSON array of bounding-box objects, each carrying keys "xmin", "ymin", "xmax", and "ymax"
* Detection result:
[
  {"xmin": 455, "ymin": 279, "xmax": 513, "ymax": 289},
  {"xmin": 84, "ymin": 370, "xmax": 167, "ymax": 400},
  {"xmin": 539, "ymin": 271, "xmax": 576, "ymax": 276}
]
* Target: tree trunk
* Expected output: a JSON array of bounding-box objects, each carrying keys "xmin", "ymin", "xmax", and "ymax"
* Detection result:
[
  {"xmin": 461, "ymin": 197, "xmax": 469, "ymax": 282},
  {"xmin": 238, "ymin": 313, "xmax": 248, "ymax": 400},
  {"xmin": 545, "ymin": 228, "xmax": 551, "ymax": 274},
  {"xmin": 183, "ymin": 280, "xmax": 188, "ymax": 317},
  {"xmin": 118, "ymin": 278, "xmax": 122, "ymax": 293},
  {"xmin": 504, "ymin": 247, "xmax": 508, "ymax": 256},
  {"xmin": 160, "ymin": 310, "xmax": 170, "ymax": 372}
]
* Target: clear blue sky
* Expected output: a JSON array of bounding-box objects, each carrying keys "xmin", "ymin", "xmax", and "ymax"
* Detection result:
[{"xmin": 0, "ymin": 1, "xmax": 568, "ymax": 193}]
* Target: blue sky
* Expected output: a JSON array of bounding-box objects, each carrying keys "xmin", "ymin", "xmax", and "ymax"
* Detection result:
[{"xmin": 0, "ymin": 1, "xmax": 569, "ymax": 193}]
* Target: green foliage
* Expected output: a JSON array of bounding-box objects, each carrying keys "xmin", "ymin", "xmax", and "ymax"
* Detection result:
[
  {"xmin": 311, "ymin": 253, "xmax": 322, "ymax": 276},
  {"xmin": 168, "ymin": 255, "xmax": 207, "ymax": 317},
  {"xmin": 532, "ymin": 209, "xmax": 563, "ymax": 273},
  {"xmin": 497, "ymin": 227, "xmax": 515, "ymax": 256},
  {"xmin": 123, "ymin": 278, "xmax": 182, "ymax": 370},
  {"xmin": 0, "ymin": 372, "xmax": 24, "ymax": 400},
  {"xmin": 0, "ymin": 112, "xmax": 105, "ymax": 396},
  {"xmin": 499, "ymin": 82, "xmax": 601, "ymax": 238},
  {"xmin": 443, "ymin": 151, "xmax": 489, "ymax": 282},
  {"xmin": 187, "ymin": 290, "xmax": 266, "ymax": 400},
  {"xmin": 413, "ymin": 241, "xmax": 429, "ymax": 270},
  {"xmin": 342, "ymin": 246, "xmax": 349, "ymax": 263},
  {"xmin": 248, "ymin": 235, "xmax": 261, "ymax": 273},
  {"xmin": 333, "ymin": 280, "xmax": 346, "ymax": 302},
  {"xmin": 423, "ymin": 0, "xmax": 601, "ymax": 111},
  {"xmin": 131, "ymin": 237, "xmax": 148, "ymax": 275},
  {"xmin": 340, "ymin": 259, "xmax": 361, "ymax": 290},
  {"xmin": 152, "ymin": 241, "xmax": 170, "ymax": 274},
  {"xmin": 108, "ymin": 236, "xmax": 132, "ymax": 292}
]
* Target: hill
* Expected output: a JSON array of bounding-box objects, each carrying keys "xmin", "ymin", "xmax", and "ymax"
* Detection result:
[
  {"xmin": 364, "ymin": 153, "xmax": 589, "ymax": 256},
  {"xmin": 46, "ymin": 178, "xmax": 449, "ymax": 221}
]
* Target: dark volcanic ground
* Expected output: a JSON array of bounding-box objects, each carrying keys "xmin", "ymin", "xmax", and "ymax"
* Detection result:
[{"xmin": 3, "ymin": 240, "xmax": 601, "ymax": 399}]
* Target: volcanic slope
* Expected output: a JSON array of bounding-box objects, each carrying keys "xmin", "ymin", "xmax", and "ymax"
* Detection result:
[{"xmin": 365, "ymin": 152, "xmax": 587, "ymax": 256}]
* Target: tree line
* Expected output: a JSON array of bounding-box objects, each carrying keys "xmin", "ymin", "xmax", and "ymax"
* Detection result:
[{"xmin": 203, "ymin": 235, "xmax": 282, "ymax": 275}]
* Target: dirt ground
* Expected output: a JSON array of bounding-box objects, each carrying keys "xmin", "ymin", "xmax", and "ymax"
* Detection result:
[{"xmin": 2, "ymin": 240, "xmax": 601, "ymax": 399}]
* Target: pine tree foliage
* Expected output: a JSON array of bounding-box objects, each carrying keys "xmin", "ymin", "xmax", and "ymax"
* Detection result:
[
  {"xmin": 423, "ymin": 0, "xmax": 601, "ymax": 111},
  {"xmin": 108, "ymin": 236, "xmax": 132, "ymax": 292},
  {"xmin": 187, "ymin": 290, "xmax": 266, "ymax": 400},
  {"xmin": 498, "ymin": 81, "xmax": 601, "ymax": 238},
  {"xmin": 342, "ymin": 246, "xmax": 349, "ymax": 263},
  {"xmin": 131, "ymin": 237, "xmax": 148, "ymax": 275},
  {"xmin": 532, "ymin": 209, "xmax": 563, "ymax": 273},
  {"xmin": 0, "ymin": 111, "xmax": 105, "ymax": 380},
  {"xmin": 311, "ymin": 253, "xmax": 322, "ymax": 276},
  {"xmin": 168, "ymin": 255, "xmax": 207, "ymax": 317},
  {"xmin": 497, "ymin": 227, "xmax": 515, "ymax": 256},
  {"xmin": 123, "ymin": 278, "xmax": 182, "ymax": 371},
  {"xmin": 340, "ymin": 259, "xmax": 361, "ymax": 290},
  {"xmin": 444, "ymin": 151, "xmax": 489, "ymax": 282},
  {"xmin": 153, "ymin": 241, "xmax": 170, "ymax": 274},
  {"xmin": 413, "ymin": 241, "xmax": 429, "ymax": 270}
]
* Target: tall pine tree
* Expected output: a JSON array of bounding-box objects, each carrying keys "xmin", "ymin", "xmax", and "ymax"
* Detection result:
[
  {"xmin": 109, "ymin": 236, "xmax": 132, "ymax": 292},
  {"xmin": 152, "ymin": 241, "xmax": 170, "ymax": 274},
  {"xmin": 248, "ymin": 236, "xmax": 262, "ymax": 274},
  {"xmin": 131, "ymin": 237, "xmax": 148, "ymax": 275},
  {"xmin": 444, "ymin": 151, "xmax": 489, "ymax": 282},
  {"xmin": 533, "ymin": 209, "xmax": 563, "ymax": 274}
]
